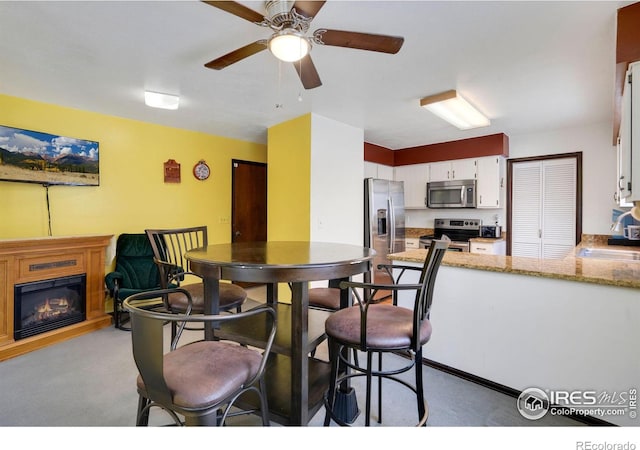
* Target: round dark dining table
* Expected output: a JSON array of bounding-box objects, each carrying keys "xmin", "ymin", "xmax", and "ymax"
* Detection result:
[{"xmin": 185, "ymin": 241, "xmax": 375, "ymax": 425}]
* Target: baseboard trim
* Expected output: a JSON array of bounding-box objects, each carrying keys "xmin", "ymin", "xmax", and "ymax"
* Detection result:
[{"xmin": 421, "ymin": 357, "xmax": 616, "ymax": 427}]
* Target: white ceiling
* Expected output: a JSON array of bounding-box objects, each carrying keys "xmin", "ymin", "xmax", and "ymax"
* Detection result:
[{"xmin": 0, "ymin": 1, "xmax": 631, "ymax": 150}]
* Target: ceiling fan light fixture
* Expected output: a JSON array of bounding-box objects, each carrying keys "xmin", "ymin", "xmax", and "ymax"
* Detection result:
[
  {"xmin": 144, "ymin": 91, "xmax": 179, "ymax": 110},
  {"xmin": 420, "ymin": 90, "xmax": 490, "ymax": 130},
  {"xmin": 268, "ymin": 29, "xmax": 310, "ymax": 62}
]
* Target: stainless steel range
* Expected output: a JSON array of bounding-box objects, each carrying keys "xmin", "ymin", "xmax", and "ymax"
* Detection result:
[{"xmin": 419, "ymin": 218, "xmax": 482, "ymax": 252}]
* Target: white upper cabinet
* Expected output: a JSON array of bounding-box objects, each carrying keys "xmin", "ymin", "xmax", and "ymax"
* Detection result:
[
  {"xmin": 377, "ymin": 164, "xmax": 394, "ymax": 180},
  {"xmin": 364, "ymin": 161, "xmax": 394, "ymax": 180},
  {"xmin": 616, "ymin": 136, "xmax": 633, "ymax": 207},
  {"xmin": 476, "ymin": 156, "xmax": 505, "ymax": 208},
  {"xmin": 429, "ymin": 158, "xmax": 477, "ymax": 182},
  {"xmin": 394, "ymin": 163, "xmax": 430, "ymax": 208},
  {"xmin": 615, "ymin": 61, "xmax": 640, "ymax": 202}
]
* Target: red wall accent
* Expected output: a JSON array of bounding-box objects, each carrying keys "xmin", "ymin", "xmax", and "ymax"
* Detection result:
[
  {"xmin": 616, "ymin": 2, "xmax": 640, "ymax": 64},
  {"xmin": 364, "ymin": 142, "xmax": 395, "ymax": 165},
  {"xmin": 364, "ymin": 133, "xmax": 509, "ymax": 167}
]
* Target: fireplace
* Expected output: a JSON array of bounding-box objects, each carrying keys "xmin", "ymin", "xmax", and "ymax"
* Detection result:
[{"xmin": 14, "ymin": 275, "xmax": 87, "ymax": 340}]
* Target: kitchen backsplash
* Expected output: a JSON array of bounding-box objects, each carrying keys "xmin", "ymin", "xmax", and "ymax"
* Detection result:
[
  {"xmin": 406, "ymin": 228, "xmax": 433, "ymax": 238},
  {"xmin": 405, "ymin": 208, "xmax": 506, "ymax": 230}
]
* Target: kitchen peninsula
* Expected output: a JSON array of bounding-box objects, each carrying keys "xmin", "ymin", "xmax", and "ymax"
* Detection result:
[{"xmin": 389, "ymin": 241, "xmax": 640, "ymax": 426}]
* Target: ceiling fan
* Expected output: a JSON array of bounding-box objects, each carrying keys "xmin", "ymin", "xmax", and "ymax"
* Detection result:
[{"xmin": 202, "ymin": 0, "xmax": 404, "ymax": 89}]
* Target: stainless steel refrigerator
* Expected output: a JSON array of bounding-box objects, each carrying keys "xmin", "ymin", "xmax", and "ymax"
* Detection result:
[{"xmin": 364, "ymin": 178, "xmax": 405, "ymax": 299}]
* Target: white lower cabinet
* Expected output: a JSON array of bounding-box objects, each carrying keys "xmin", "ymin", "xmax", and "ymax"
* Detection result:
[{"xmin": 470, "ymin": 240, "xmax": 506, "ymax": 255}]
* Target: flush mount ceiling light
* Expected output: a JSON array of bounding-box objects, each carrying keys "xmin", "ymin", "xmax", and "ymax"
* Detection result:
[
  {"xmin": 144, "ymin": 91, "xmax": 180, "ymax": 110},
  {"xmin": 420, "ymin": 90, "xmax": 490, "ymax": 130},
  {"xmin": 268, "ymin": 29, "xmax": 310, "ymax": 62}
]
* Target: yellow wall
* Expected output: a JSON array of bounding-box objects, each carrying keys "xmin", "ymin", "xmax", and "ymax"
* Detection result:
[
  {"xmin": 0, "ymin": 94, "xmax": 267, "ymax": 257},
  {"xmin": 267, "ymin": 114, "xmax": 311, "ymax": 241}
]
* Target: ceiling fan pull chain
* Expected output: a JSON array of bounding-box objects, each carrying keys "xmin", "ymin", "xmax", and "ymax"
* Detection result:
[
  {"xmin": 276, "ymin": 60, "xmax": 284, "ymax": 109},
  {"xmin": 297, "ymin": 56, "xmax": 303, "ymax": 102}
]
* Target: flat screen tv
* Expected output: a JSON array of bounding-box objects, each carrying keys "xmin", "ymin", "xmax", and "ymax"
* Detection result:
[{"xmin": 0, "ymin": 124, "xmax": 99, "ymax": 186}]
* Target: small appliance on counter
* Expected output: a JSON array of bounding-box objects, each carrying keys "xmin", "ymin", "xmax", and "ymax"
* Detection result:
[{"xmin": 479, "ymin": 225, "xmax": 502, "ymax": 238}]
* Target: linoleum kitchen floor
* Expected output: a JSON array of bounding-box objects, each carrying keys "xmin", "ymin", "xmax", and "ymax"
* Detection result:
[{"xmin": 0, "ymin": 286, "xmax": 582, "ymax": 428}]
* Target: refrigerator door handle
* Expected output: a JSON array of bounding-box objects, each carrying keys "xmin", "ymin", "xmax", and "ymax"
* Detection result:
[{"xmin": 388, "ymin": 197, "xmax": 395, "ymax": 253}]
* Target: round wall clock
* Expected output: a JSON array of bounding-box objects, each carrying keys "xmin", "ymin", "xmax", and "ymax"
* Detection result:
[{"xmin": 193, "ymin": 160, "xmax": 210, "ymax": 181}]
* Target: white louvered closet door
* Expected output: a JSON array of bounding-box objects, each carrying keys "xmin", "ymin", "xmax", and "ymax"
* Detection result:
[
  {"xmin": 541, "ymin": 159, "xmax": 577, "ymax": 258},
  {"xmin": 511, "ymin": 157, "xmax": 577, "ymax": 259},
  {"xmin": 512, "ymin": 161, "xmax": 542, "ymax": 258}
]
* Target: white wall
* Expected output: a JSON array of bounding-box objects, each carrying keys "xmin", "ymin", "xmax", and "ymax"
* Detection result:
[
  {"xmin": 309, "ymin": 113, "xmax": 364, "ymax": 246},
  {"xmin": 406, "ymin": 121, "xmax": 618, "ymax": 234}
]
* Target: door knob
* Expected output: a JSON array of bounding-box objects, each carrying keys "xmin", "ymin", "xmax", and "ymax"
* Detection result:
[{"xmin": 234, "ymin": 231, "xmax": 241, "ymax": 237}]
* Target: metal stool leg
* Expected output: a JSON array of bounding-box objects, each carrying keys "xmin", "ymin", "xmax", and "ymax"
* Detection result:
[
  {"xmin": 365, "ymin": 351, "xmax": 373, "ymax": 426},
  {"xmin": 378, "ymin": 351, "xmax": 383, "ymax": 424}
]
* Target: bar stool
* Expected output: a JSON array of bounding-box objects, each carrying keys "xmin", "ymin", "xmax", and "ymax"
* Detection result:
[
  {"xmin": 146, "ymin": 226, "xmax": 247, "ymax": 339},
  {"xmin": 323, "ymin": 239, "xmax": 449, "ymax": 426},
  {"xmin": 123, "ymin": 288, "xmax": 276, "ymax": 426}
]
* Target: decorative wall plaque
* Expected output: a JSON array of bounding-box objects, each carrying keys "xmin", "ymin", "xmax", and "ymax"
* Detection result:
[{"xmin": 164, "ymin": 159, "xmax": 181, "ymax": 183}]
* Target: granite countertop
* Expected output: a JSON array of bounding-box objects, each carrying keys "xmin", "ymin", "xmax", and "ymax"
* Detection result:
[
  {"xmin": 405, "ymin": 228, "xmax": 432, "ymax": 239},
  {"xmin": 389, "ymin": 237, "xmax": 640, "ymax": 289}
]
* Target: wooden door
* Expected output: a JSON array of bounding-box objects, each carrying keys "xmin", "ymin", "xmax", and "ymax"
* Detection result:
[
  {"xmin": 232, "ymin": 160, "xmax": 267, "ymax": 244},
  {"xmin": 232, "ymin": 160, "xmax": 267, "ymax": 288}
]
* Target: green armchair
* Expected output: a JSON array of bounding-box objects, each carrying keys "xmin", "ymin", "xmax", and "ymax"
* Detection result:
[{"xmin": 105, "ymin": 233, "xmax": 161, "ymax": 330}]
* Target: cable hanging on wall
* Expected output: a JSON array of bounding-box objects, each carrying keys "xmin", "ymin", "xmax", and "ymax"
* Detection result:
[{"xmin": 43, "ymin": 183, "xmax": 52, "ymax": 236}]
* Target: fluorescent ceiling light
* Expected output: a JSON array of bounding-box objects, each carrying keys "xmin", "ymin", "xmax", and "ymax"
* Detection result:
[
  {"xmin": 268, "ymin": 29, "xmax": 310, "ymax": 62},
  {"xmin": 144, "ymin": 91, "xmax": 180, "ymax": 110},
  {"xmin": 420, "ymin": 90, "xmax": 490, "ymax": 130}
]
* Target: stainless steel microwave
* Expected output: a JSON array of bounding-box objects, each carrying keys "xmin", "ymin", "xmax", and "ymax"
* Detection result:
[{"xmin": 426, "ymin": 179, "xmax": 476, "ymax": 208}]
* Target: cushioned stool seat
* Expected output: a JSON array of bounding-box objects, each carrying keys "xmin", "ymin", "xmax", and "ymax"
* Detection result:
[
  {"xmin": 308, "ymin": 287, "xmax": 341, "ymax": 311},
  {"xmin": 167, "ymin": 282, "xmax": 247, "ymax": 313},
  {"xmin": 136, "ymin": 341, "xmax": 262, "ymax": 409},
  {"xmin": 325, "ymin": 304, "xmax": 433, "ymax": 350}
]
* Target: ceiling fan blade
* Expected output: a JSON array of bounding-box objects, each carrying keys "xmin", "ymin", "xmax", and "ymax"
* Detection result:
[
  {"xmin": 201, "ymin": 1, "xmax": 265, "ymax": 24},
  {"xmin": 293, "ymin": 1, "xmax": 326, "ymax": 20},
  {"xmin": 204, "ymin": 41, "xmax": 267, "ymax": 70},
  {"xmin": 314, "ymin": 29, "xmax": 404, "ymax": 54},
  {"xmin": 293, "ymin": 54, "xmax": 322, "ymax": 89}
]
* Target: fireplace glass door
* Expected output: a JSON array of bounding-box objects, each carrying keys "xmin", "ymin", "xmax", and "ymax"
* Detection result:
[{"xmin": 14, "ymin": 274, "xmax": 86, "ymax": 340}]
